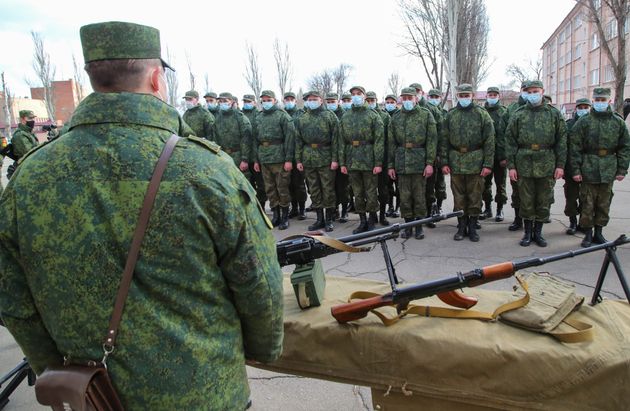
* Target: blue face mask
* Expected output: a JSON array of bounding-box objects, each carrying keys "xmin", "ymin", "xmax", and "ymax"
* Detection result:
[
  {"xmin": 305, "ymin": 100, "xmax": 321, "ymax": 110},
  {"xmin": 428, "ymin": 98, "xmax": 440, "ymax": 106},
  {"xmin": 351, "ymin": 95, "xmax": 364, "ymax": 106},
  {"xmin": 458, "ymin": 98, "xmax": 472, "ymax": 108},
  {"xmin": 219, "ymin": 102, "xmax": 231, "ymax": 111},
  {"xmin": 262, "ymin": 101, "xmax": 274, "ymax": 111},
  {"xmin": 592, "ymin": 102, "xmax": 609, "ymax": 112},
  {"xmin": 486, "ymin": 98, "xmax": 499, "ymax": 106},
  {"xmin": 385, "ymin": 103, "xmax": 396, "ymax": 112},
  {"xmin": 368, "ymin": 102, "xmax": 377, "ymax": 109},
  {"xmin": 327, "ymin": 103, "xmax": 338, "ymax": 111},
  {"xmin": 576, "ymin": 108, "xmax": 590, "ymax": 117},
  {"xmin": 527, "ymin": 92, "xmax": 542, "ymax": 105},
  {"xmin": 243, "ymin": 102, "xmax": 254, "ymax": 110},
  {"xmin": 521, "ymin": 92, "xmax": 529, "ymax": 101},
  {"xmin": 342, "ymin": 102, "xmax": 352, "ymax": 110},
  {"xmin": 402, "ymin": 101, "xmax": 415, "ymax": 111},
  {"xmin": 284, "ymin": 101, "xmax": 295, "ymax": 110},
  {"xmin": 207, "ymin": 102, "xmax": 217, "ymax": 110}
]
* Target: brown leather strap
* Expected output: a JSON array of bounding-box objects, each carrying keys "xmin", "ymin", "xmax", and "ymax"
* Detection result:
[{"xmin": 103, "ymin": 134, "xmax": 180, "ymax": 352}]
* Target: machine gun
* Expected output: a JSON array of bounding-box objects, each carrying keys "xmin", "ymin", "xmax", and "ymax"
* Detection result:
[{"xmin": 331, "ymin": 235, "xmax": 630, "ymax": 323}]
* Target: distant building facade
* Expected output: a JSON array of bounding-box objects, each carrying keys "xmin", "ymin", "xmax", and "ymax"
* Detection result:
[{"xmin": 31, "ymin": 79, "xmax": 84, "ymax": 124}]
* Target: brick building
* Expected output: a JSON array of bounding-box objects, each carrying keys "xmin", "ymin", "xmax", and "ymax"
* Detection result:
[{"xmin": 30, "ymin": 79, "xmax": 84, "ymax": 124}]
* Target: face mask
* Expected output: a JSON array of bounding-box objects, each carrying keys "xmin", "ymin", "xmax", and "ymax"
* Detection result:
[
  {"xmin": 402, "ymin": 101, "xmax": 415, "ymax": 111},
  {"xmin": 243, "ymin": 103, "xmax": 254, "ymax": 110},
  {"xmin": 593, "ymin": 102, "xmax": 609, "ymax": 112},
  {"xmin": 207, "ymin": 102, "xmax": 217, "ymax": 110},
  {"xmin": 262, "ymin": 101, "xmax": 274, "ymax": 111},
  {"xmin": 521, "ymin": 92, "xmax": 529, "ymax": 101},
  {"xmin": 327, "ymin": 103, "xmax": 338, "ymax": 111},
  {"xmin": 458, "ymin": 98, "xmax": 472, "ymax": 108},
  {"xmin": 219, "ymin": 102, "xmax": 231, "ymax": 111},
  {"xmin": 527, "ymin": 92, "xmax": 542, "ymax": 105},
  {"xmin": 385, "ymin": 103, "xmax": 396, "ymax": 112},
  {"xmin": 368, "ymin": 102, "xmax": 377, "ymax": 110},
  {"xmin": 305, "ymin": 100, "xmax": 321, "ymax": 110},
  {"xmin": 486, "ymin": 98, "xmax": 499, "ymax": 106},
  {"xmin": 25, "ymin": 120, "xmax": 35, "ymax": 129},
  {"xmin": 284, "ymin": 101, "xmax": 296, "ymax": 110},
  {"xmin": 576, "ymin": 108, "xmax": 590, "ymax": 117},
  {"xmin": 184, "ymin": 101, "xmax": 195, "ymax": 110},
  {"xmin": 428, "ymin": 98, "xmax": 440, "ymax": 106},
  {"xmin": 342, "ymin": 102, "xmax": 352, "ymax": 110},
  {"xmin": 351, "ymin": 95, "xmax": 364, "ymax": 106}
]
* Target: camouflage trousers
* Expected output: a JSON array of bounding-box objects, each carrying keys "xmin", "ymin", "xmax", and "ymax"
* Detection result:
[
  {"xmin": 482, "ymin": 159, "xmax": 507, "ymax": 205},
  {"xmin": 518, "ymin": 177, "xmax": 555, "ymax": 222},
  {"xmin": 305, "ymin": 167, "xmax": 336, "ymax": 209},
  {"xmin": 289, "ymin": 167, "xmax": 307, "ymax": 203},
  {"xmin": 335, "ymin": 169, "xmax": 349, "ymax": 206},
  {"xmin": 426, "ymin": 166, "xmax": 447, "ymax": 210},
  {"xmin": 249, "ymin": 163, "xmax": 267, "ymax": 206},
  {"xmin": 377, "ymin": 171, "xmax": 390, "ymax": 208},
  {"xmin": 398, "ymin": 174, "xmax": 427, "ymax": 219},
  {"xmin": 563, "ymin": 177, "xmax": 581, "ymax": 217},
  {"xmin": 349, "ymin": 171, "xmax": 378, "ymax": 213},
  {"xmin": 262, "ymin": 163, "xmax": 291, "ymax": 208},
  {"xmin": 450, "ymin": 174, "xmax": 484, "ymax": 217},
  {"xmin": 510, "ymin": 179, "xmax": 520, "ymax": 209},
  {"xmin": 579, "ymin": 182, "xmax": 613, "ymax": 228}
]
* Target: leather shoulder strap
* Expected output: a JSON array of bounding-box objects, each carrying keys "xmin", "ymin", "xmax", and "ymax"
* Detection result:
[{"xmin": 104, "ymin": 134, "xmax": 180, "ymax": 351}]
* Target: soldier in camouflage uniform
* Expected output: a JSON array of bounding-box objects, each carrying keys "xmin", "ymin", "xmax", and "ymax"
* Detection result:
[
  {"xmin": 341, "ymin": 92, "xmax": 353, "ymax": 112},
  {"xmin": 340, "ymin": 92, "xmax": 356, "ymax": 213},
  {"xmin": 366, "ymin": 91, "xmax": 391, "ymax": 226},
  {"xmin": 481, "ymin": 87, "xmax": 508, "ymax": 222},
  {"xmin": 384, "ymin": 93, "xmax": 400, "ymax": 218},
  {"xmin": 506, "ymin": 80, "xmax": 567, "ymax": 247},
  {"xmin": 440, "ymin": 84, "xmax": 495, "ymax": 242},
  {"xmin": 182, "ymin": 90, "xmax": 215, "ymax": 139},
  {"xmin": 326, "ymin": 92, "xmax": 349, "ymax": 222},
  {"xmin": 8, "ymin": 110, "xmax": 39, "ymax": 179},
  {"xmin": 213, "ymin": 92, "xmax": 252, "ymax": 177},
  {"xmin": 0, "ymin": 21, "xmax": 283, "ymax": 411},
  {"xmin": 283, "ymin": 91, "xmax": 307, "ymax": 220},
  {"xmin": 242, "ymin": 94, "xmax": 267, "ymax": 207},
  {"xmin": 427, "ymin": 88, "xmax": 449, "ymax": 221},
  {"xmin": 253, "ymin": 90, "xmax": 296, "ymax": 230},
  {"xmin": 296, "ymin": 91, "xmax": 339, "ymax": 232},
  {"xmin": 204, "ymin": 91, "xmax": 220, "ymax": 118},
  {"xmin": 570, "ymin": 87, "xmax": 630, "ymax": 247},
  {"xmin": 388, "ymin": 87, "xmax": 437, "ymax": 239},
  {"xmin": 339, "ymin": 86, "xmax": 384, "ymax": 233},
  {"xmin": 564, "ymin": 98, "xmax": 591, "ymax": 234}
]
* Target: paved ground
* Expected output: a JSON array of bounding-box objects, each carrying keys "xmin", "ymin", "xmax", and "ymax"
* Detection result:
[{"xmin": 0, "ymin": 161, "xmax": 628, "ymax": 410}]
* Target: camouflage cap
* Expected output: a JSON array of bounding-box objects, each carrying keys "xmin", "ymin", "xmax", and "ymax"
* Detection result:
[
  {"xmin": 349, "ymin": 85, "xmax": 366, "ymax": 94},
  {"xmin": 341, "ymin": 92, "xmax": 352, "ymax": 100},
  {"xmin": 385, "ymin": 94, "xmax": 397, "ymax": 101},
  {"xmin": 575, "ymin": 97, "xmax": 592, "ymax": 106},
  {"xmin": 456, "ymin": 83, "xmax": 474, "ymax": 93},
  {"xmin": 283, "ymin": 91, "xmax": 296, "ymax": 99},
  {"xmin": 400, "ymin": 87, "xmax": 417, "ymax": 97},
  {"xmin": 592, "ymin": 87, "xmax": 611, "ymax": 98},
  {"xmin": 243, "ymin": 94, "xmax": 256, "ymax": 102},
  {"xmin": 303, "ymin": 90, "xmax": 321, "ymax": 99},
  {"xmin": 19, "ymin": 110, "xmax": 35, "ymax": 119},
  {"xmin": 525, "ymin": 80, "xmax": 544, "ymax": 89},
  {"xmin": 520, "ymin": 81, "xmax": 529, "ymax": 90},
  {"xmin": 366, "ymin": 91, "xmax": 377, "ymax": 99},
  {"xmin": 409, "ymin": 83, "xmax": 423, "ymax": 91},
  {"xmin": 204, "ymin": 92, "xmax": 218, "ymax": 99},
  {"xmin": 80, "ymin": 21, "xmax": 173, "ymax": 70},
  {"xmin": 428, "ymin": 89, "xmax": 442, "ymax": 97},
  {"xmin": 486, "ymin": 86, "xmax": 500, "ymax": 94},
  {"xmin": 183, "ymin": 90, "xmax": 199, "ymax": 99},
  {"xmin": 218, "ymin": 92, "xmax": 234, "ymax": 100},
  {"xmin": 260, "ymin": 90, "xmax": 276, "ymax": 99},
  {"xmin": 325, "ymin": 92, "xmax": 339, "ymax": 100}
]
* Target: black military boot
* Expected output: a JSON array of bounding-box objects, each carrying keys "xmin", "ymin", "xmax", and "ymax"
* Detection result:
[
  {"xmin": 533, "ymin": 221, "xmax": 547, "ymax": 247},
  {"xmin": 474, "ymin": 218, "xmax": 482, "ymax": 230},
  {"xmin": 414, "ymin": 219, "xmax": 425, "ymax": 240},
  {"xmin": 480, "ymin": 201, "xmax": 492, "ymax": 220},
  {"xmin": 436, "ymin": 199, "xmax": 443, "ymax": 214},
  {"xmin": 581, "ymin": 228, "xmax": 593, "ymax": 248},
  {"xmin": 308, "ymin": 209, "xmax": 325, "ymax": 231},
  {"xmin": 339, "ymin": 203, "xmax": 349, "ymax": 223},
  {"xmin": 495, "ymin": 204, "xmax": 504, "ymax": 222},
  {"xmin": 324, "ymin": 208, "xmax": 335, "ymax": 232},
  {"xmin": 288, "ymin": 200, "xmax": 299, "ymax": 219},
  {"xmin": 298, "ymin": 201, "xmax": 306, "ymax": 220},
  {"xmin": 566, "ymin": 216, "xmax": 578, "ymax": 235},
  {"xmin": 454, "ymin": 217, "xmax": 467, "ymax": 241},
  {"xmin": 401, "ymin": 218, "xmax": 413, "ymax": 239},
  {"xmin": 278, "ymin": 206, "xmax": 290, "ymax": 230},
  {"xmin": 593, "ymin": 225, "xmax": 607, "ymax": 244},
  {"xmin": 367, "ymin": 212, "xmax": 378, "ymax": 231},
  {"xmin": 520, "ymin": 220, "xmax": 533, "ymax": 247},
  {"xmin": 353, "ymin": 213, "xmax": 368, "ymax": 234},
  {"xmin": 379, "ymin": 204, "xmax": 390, "ymax": 226},
  {"xmin": 271, "ymin": 206, "xmax": 280, "ymax": 227},
  {"xmin": 509, "ymin": 208, "xmax": 522, "ymax": 231},
  {"xmin": 468, "ymin": 216, "xmax": 480, "ymax": 242},
  {"xmin": 386, "ymin": 200, "xmax": 395, "ymax": 218}
]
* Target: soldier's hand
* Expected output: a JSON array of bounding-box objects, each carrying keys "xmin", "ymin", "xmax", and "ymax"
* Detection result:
[
  {"xmin": 254, "ymin": 162, "xmax": 261, "ymax": 173},
  {"xmin": 284, "ymin": 161, "xmax": 293, "ymax": 172},
  {"xmin": 500, "ymin": 160, "xmax": 507, "ymax": 167},
  {"xmin": 388, "ymin": 168, "xmax": 396, "ymax": 180},
  {"xmin": 297, "ymin": 163, "xmax": 304, "ymax": 172},
  {"xmin": 330, "ymin": 162, "xmax": 339, "ymax": 170},
  {"xmin": 573, "ymin": 174, "xmax": 583, "ymax": 182},
  {"xmin": 441, "ymin": 165, "xmax": 451, "ymax": 175},
  {"xmin": 239, "ymin": 161, "xmax": 249, "ymax": 171},
  {"xmin": 554, "ymin": 168, "xmax": 564, "ymax": 180},
  {"xmin": 423, "ymin": 164, "xmax": 434, "ymax": 178},
  {"xmin": 373, "ymin": 166, "xmax": 382, "ymax": 175},
  {"xmin": 480, "ymin": 167, "xmax": 492, "ymax": 177},
  {"xmin": 616, "ymin": 175, "xmax": 625, "ymax": 181},
  {"xmin": 341, "ymin": 166, "xmax": 348, "ymax": 175},
  {"xmin": 509, "ymin": 169, "xmax": 518, "ymax": 182}
]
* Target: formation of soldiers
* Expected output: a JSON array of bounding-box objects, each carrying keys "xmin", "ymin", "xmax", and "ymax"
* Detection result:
[{"xmin": 175, "ymin": 80, "xmax": 629, "ymax": 248}]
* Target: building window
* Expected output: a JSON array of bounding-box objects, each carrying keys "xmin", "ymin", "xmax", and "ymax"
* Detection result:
[
  {"xmin": 559, "ymin": 55, "xmax": 564, "ymax": 66},
  {"xmin": 566, "ymin": 50, "xmax": 572, "ymax": 64},
  {"xmin": 559, "ymin": 80, "xmax": 564, "ymax": 91},
  {"xmin": 606, "ymin": 19, "xmax": 618, "ymax": 39},
  {"xmin": 575, "ymin": 14, "xmax": 582, "ymax": 27},
  {"xmin": 575, "ymin": 44, "xmax": 582, "ymax": 59},
  {"xmin": 566, "ymin": 78, "xmax": 571, "ymax": 91},
  {"xmin": 591, "ymin": 32, "xmax": 599, "ymax": 50},
  {"xmin": 590, "ymin": 68, "xmax": 600, "ymax": 85},
  {"xmin": 574, "ymin": 75, "xmax": 581, "ymax": 88},
  {"xmin": 559, "ymin": 30, "xmax": 565, "ymax": 44},
  {"xmin": 605, "ymin": 65, "xmax": 614, "ymax": 82}
]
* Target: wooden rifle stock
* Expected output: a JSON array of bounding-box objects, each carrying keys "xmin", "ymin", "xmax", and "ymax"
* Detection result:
[{"xmin": 331, "ymin": 294, "xmax": 394, "ymax": 324}]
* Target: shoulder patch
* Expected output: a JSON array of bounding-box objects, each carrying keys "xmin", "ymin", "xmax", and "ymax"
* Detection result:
[
  {"xmin": 17, "ymin": 139, "xmax": 53, "ymax": 165},
  {"xmin": 186, "ymin": 135, "xmax": 221, "ymax": 154}
]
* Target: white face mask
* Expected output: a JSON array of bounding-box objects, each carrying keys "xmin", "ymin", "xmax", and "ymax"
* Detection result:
[{"xmin": 184, "ymin": 101, "xmax": 195, "ymax": 110}]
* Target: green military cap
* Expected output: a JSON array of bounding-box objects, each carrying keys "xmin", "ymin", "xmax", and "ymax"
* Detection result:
[
  {"xmin": 366, "ymin": 91, "xmax": 377, "ymax": 99},
  {"xmin": 409, "ymin": 83, "xmax": 423, "ymax": 91},
  {"xmin": 428, "ymin": 89, "xmax": 442, "ymax": 97},
  {"xmin": 525, "ymin": 80, "xmax": 544, "ymax": 89},
  {"xmin": 325, "ymin": 92, "xmax": 339, "ymax": 100},
  {"xmin": 575, "ymin": 97, "xmax": 591, "ymax": 106},
  {"xmin": 80, "ymin": 21, "xmax": 173, "ymax": 70},
  {"xmin": 183, "ymin": 90, "xmax": 199, "ymax": 99},
  {"xmin": 243, "ymin": 94, "xmax": 256, "ymax": 101},
  {"xmin": 19, "ymin": 110, "xmax": 35, "ymax": 118},
  {"xmin": 303, "ymin": 90, "xmax": 321, "ymax": 99},
  {"xmin": 456, "ymin": 83, "xmax": 474, "ymax": 93},
  {"xmin": 487, "ymin": 86, "xmax": 500, "ymax": 93},
  {"xmin": 349, "ymin": 85, "xmax": 366, "ymax": 94},
  {"xmin": 400, "ymin": 87, "xmax": 417, "ymax": 97},
  {"xmin": 341, "ymin": 92, "xmax": 352, "ymax": 100},
  {"xmin": 283, "ymin": 91, "xmax": 296, "ymax": 99},
  {"xmin": 592, "ymin": 87, "xmax": 611, "ymax": 98},
  {"xmin": 260, "ymin": 90, "xmax": 276, "ymax": 99},
  {"xmin": 204, "ymin": 92, "xmax": 218, "ymax": 99},
  {"xmin": 520, "ymin": 81, "xmax": 529, "ymax": 89},
  {"xmin": 385, "ymin": 94, "xmax": 397, "ymax": 101},
  {"xmin": 218, "ymin": 92, "xmax": 234, "ymax": 100}
]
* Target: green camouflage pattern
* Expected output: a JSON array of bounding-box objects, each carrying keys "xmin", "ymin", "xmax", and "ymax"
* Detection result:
[
  {"xmin": 0, "ymin": 92, "xmax": 283, "ymax": 410},
  {"xmin": 339, "ymin": 104, "xmax": 384, "ymax": 171},
  {"xmin": 579, "ymin": 182, "xmax": 613, "ymax": 227},
  {"xmin": 183, "ymin": 104, "xmax": 215, "ymax": 139},
  {"xmin": 375, "ymin": 107, "xmax": 391, "ymax": 166},
  {"xmin": 295, "ymin": 105, "xmax": 339, "ymax": 168},
  {"xmin": 304, "ymin": 167, "xmax": 336, "ymax": 209},
  {"xmin": 569, "ymin": 107, "xmax": 630, "ymax": 183},
  {"xmin": 387, "ymin": 104, "xmax": 437, "ymax": 174},
  {"xmin": 213, "ymin": 107, "xmax": 252, "ymax": 164},
  {"xmin": 349, "ymin": 170, "xmax": 378, "ymax": 213},
  {"xmin": 262, "ymin": 163, "xmax": 291, "ymax": 207},
  {"xmin": 440, "ymin": 103, "xmax": 495, "ymax": 174},
  {"xmin": 285, "ymin": 106, "xmax": 305, "ymax": 121},
  {"xmin": 398, "ymin": 174, "xmax": 427, "ymax": 218},
  {"xmin": 483, "ymin": 102, "xmax": 508, "ymax": 160},
  {"xmin": 518, "ymin": 176, "xmax": 555, "ymax": 221},
  {"xmin": 11, "ymin": 123, "xmax": 39, "ymax": 159},
  {"xmin": 505, "ymin": 101, "xmax": 567, "ymax": 178},
  {"xmin": 80, "ymin": 22, "xmax": 166, "ymax": 64},
  {"xmin": 18, "ymin": 110, "xmax": 35, "ymax": 118},
  {"xmin": 592, "ymin": 87, "xmax": 611, "ymax": 98},
  {"xmin": 451, "ymin": 174, "xmax": 484, "ymax": 216},
  {"xmin": 253, "ymin": 104, "xmax": 295, "ymax": 164}
]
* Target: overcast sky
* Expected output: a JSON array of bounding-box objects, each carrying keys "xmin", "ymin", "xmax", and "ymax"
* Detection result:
[{"xmin": 0, "ymin": 0, "xmax": 576, "ymax": 100}]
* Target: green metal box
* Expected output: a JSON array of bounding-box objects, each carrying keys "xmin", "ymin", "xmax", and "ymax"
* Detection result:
[{"xmin": 290, "ymin": 260, "xmax": 326, "ymax": 309}]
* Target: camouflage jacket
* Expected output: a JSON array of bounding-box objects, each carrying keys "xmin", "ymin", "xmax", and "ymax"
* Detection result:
[
  {"xmin": 213, "ymin": 107, "xmax": 252, "ymax": 164},
  {"xmin": 419, "ymin": 98, "xmax": 443, "ymax": 132},
  {"xmin": 505, "ymin": 101, "xmax": 567, "ymax": 178},
  {"xmin": 388, "ymin": 105, "xmax": 437, "ymax": 174},
  {"xmin": 565, "ymin": 112, "xmax": 583, "ymax": 176},
  {"xmin": 500, "ymin": 96, "xmax": 528, "ymax": 137},
  {"xmin": 285, "ymin": 107, "xmax": 305, "ymax": 121},
  {"xmin": 208, "ymin": 106, "xmax": 220, "ymax": 119},
  {"xmin": 241, "ymin": 107, "xmax": 259, "ymax": 126},
  {"xmin": 440, "ymin": 103, "xmax": 495, "ymax": 174},
  {"xmin": 569, "ymin": 107, "xmax": 630, "ymax": 183},
  {"xmin": 182, "ymin": 104, "xmax": 215, "ymax": 139},
  {"xmin": 253, "ymin": 104, "xmax": 295, "ymax": 164},
  {"xmin": 333, "ymin": 106, "xmax": 345, "ymax": 121},
  {"xmin": 374, "ymin": 107, "xmax": 390, "ymax": 166},
  {"xmin": 295, "ymin": 105, "xmax": 339, "ymax": 168},
  {"xmin": 0, "ymin": 92, "xmax": 283, "ymax": 410},
  {"xmin": 484, "ymin": 102, "xmax": 508, "ymax": 161},
  {"xmin": 11, "ymin": 123, "xmax": 39, "ymax": 159},
  {"xmin": 339, "ymin": 104, "xmax": 385, "ymax": 171}
]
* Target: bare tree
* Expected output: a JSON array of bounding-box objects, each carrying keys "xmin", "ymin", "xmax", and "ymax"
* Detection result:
[
  {"xmin": 456, "ymin": 0, "xmax": 490, "ymax": 88},
  {"xmin": 31, "ymin": 30, "xmax": 56, "ymax": 121},
  {"xmin": 204, "ymin": 73, "xmax": 210, "ymax": 94},
  {"xmin": 506, "ymin": 58, "xmax": 543, "ymax": 85},
  {"xmin": 1, "ymin": 72, "xmax": 14, "ymax": 137},
  {"xmin": 332, "ymin": 63, "xmax": 352, "ymax": 97},
  {"xmin": 307, "ymin": 70, "xmax": 334, "ymax": 97},
  {"xmin": 387, "ymin": 72, "xmax": 403, "ymax": 96},
  {"xmin": 244, "ymin": 42, "xmax": 263, "ymax": 103},
  {"xmin": 273, "ymin": 38, "xmax": 293, "ymax": 97},
  {"xmin": 165, "ymin": 47, "xmax": 179, "ymax": 107},
  {"xmin": 72, "ymin": 54, "xmax": 86, "ymax": 102},
  {"xmin": 185, "ymin": 51, "xmax": 196, "ymax": 91},
  {"xmin": 579, "ymin": 0, "xmax": 630, "ymax": 113}
]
